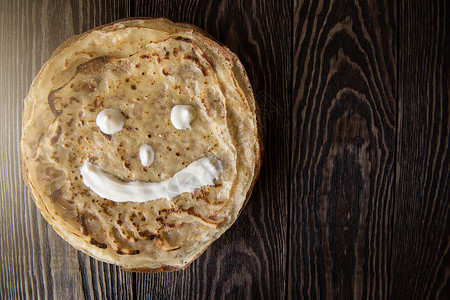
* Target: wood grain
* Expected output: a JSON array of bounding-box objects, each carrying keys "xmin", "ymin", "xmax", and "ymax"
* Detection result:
[
  {"xmin": 392, "ymin": 0, "xmax": 449, "ymax": 298},
  {"xmin": 0, "ymin": 0, "xmax": 290, "ymax": 299},
  {"xmin": 131, "ymin": 0, "xmax": 291, "ymax": 299},
  {"xmin": 290, "ymin": 0, "xmax": 397, "ymax": 298},
  {"xmin": 1, "ymin": 0, "xmax": 448, "ymax": 299},
  {"xmin": 0, "ymin": 1, "xmax": 136, "ymax": 299}
]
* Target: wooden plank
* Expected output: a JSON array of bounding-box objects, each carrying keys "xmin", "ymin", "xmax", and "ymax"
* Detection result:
[
  {"xmin": 4, "ymin": 0, "xmax": 447, "ymax": 298},
  {"xmin": 289, "ymin": 0, "xmax": 397, "ymax": 298},
  {"xmin": 132, "ymin": 0, "xmax": 291, "ymax": 299},
  {"xmin": 393, "ymin": 0, "xmax": 449, "ymax": 298},
  {"xmin": 0, "ymin": 0, "xmax": 135, "ymax": 299},
  {"xmin": 1, "ymin": 0, "xmax": 291, "ymax": 298}
]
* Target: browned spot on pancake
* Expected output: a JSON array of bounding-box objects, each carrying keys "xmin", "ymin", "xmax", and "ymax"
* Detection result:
[
  {"xmin": 183, "ymin": 54, "xmax": 208, "ymax": 76},
  {"xmin": 135, "ymin": 63, "xmax": 141, "ymax": 68},
  {"xmin": 165, "ymin": 246, "xmax": 181, "ymax": 252},
  {"xmin": 125, "ymin": 78, "xmax": 129, "ymax": 83},
  {"xmin": 50, "ymin": 126, "xmax": 62, "ymax": 145},
  {"xmin": 90, "ymin": 239, "xmax": 107, "ymax": 249},
  {"xmin": 175, "ymin": 152, "xmax": 180, "ymax": 156},
  {"xmin": 116, "ymin": 219, "xmax": 123, "ymax": 225},
  {"xmin": 50, "ymin": 151, "xmax": 59, "ymax": 163},
  {"xmin": 101, "ymin": 132, "xmax": 111, "ymax": 140},
  {"xmin": 68, "ymin": 153, "xmax": 76, "ymax": 163},
  {"xmin": 111, "ymin": 60, "xmax": 130, "ymax": 74},
  {"xmin": 77, "ymin": 213, "xmax": 89, "ymax": 235},
  {"xmin": 69, "ymin": 96, "xmax": 79, "ymax": 104},
  {"xmin": 175, "ymin": 36, "xmax": 192, "ymax": 43},
  {"xmin": 124, "ymin": 162, "xmax": 131, "ymax": 170},
  {"xmin": 131, "ymin": 84, "xmax": 137, "ymax": 90},
  {"xmin": 159, "ymin": 208, "xmax": 178, "ymax": 215},
  {"xmin": 164, "ymin": 52, "xmax": 170, "ymax": 59},
  {"xmin": 93, "ymin": 96, "xmax": 103, "ymax": 108},
  {"xmin": 200, "ymin": 98, "xmax": 210, "ymax": 117},
  {"xmin": 201, "ymin": 53, "xmax": 215, "ymax": 70},
  {"xmin": 172, "ymin": 48, "xmax": 179, "ymax": 56},
  {"xmin": 88, "ymin": 157, "xmax": 98, "ymax": 163},
  {"xmin": 50, "ymin": 188, "xmax": 63, "ymax": 202},
  {"xmin": 155, "ymin": 238, "xmax": 181, "ymax": 252},
  {"xmin": 185, "ymin": 207, "xmax": 199, "ymax": 217},
  {"xmin": 116, "ymin": 248, "xmax": 140, "ymax": 255},
  {"xmin": 48, "ymin": 90, "xmax": 63, "ymax": 117},
  {"xmin": 139, "ymin": 230, "xmax": 159, "ymax": 240},
  {"xmin": 162, "ymin": 69, "xmax": 169, "ymax": 76},
  {"xmin": 147, "ymin": 134, "xmax": 152, "ymax": 138},
  {"xmin": 152, "ymin": 52, "xmax": 161, "ymax": 63},
  {"xmin": 185, "ymin": 206, "xmax": 222, "ymax": 226},
  {"xmin": 81, "ymin": 81, "xmax": 97, "ymax": 92},
  {"xmin": 140, "ymin": 54, "xmax": 150, "ymax": 59},
  {"xmin": 99, "ymin": 203, "xmax": 110, "ymax": 214},
  {"xmin": 76, "ymin": 56, "xmax": 113, "ymax": 75}
]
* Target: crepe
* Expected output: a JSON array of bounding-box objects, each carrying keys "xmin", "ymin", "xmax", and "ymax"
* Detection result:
[{"xmin": 21, "ymin": 18, "xmax": 261, "ymax": 272}]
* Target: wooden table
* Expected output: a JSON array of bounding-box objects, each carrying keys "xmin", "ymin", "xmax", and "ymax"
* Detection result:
[{"xmin": 1, "ymin": 0, "xmax": 448, "ymax": 299}]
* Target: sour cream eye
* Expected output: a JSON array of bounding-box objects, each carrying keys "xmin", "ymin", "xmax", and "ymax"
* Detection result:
[
  {"xmin": 96, "ymin": 108, "xmax": 124, "ymax": 134},
  {"xmin": 171, "ymin": 105, "xmax": 195, "ymax": 130}
]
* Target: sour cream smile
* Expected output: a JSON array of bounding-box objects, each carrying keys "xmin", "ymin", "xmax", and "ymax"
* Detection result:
[{"xmin": 80, "ymin": 156, "xmax": 223, "ymax": 202}]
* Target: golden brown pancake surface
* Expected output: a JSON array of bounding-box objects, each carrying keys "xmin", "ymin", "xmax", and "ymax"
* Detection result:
[{"xmin": 21, "ymin": 18, "xmax": 261, "ymax": 272}]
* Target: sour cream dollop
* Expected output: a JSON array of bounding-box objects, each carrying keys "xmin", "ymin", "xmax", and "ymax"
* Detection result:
[
  {"xmin": 171, "ymin": 105, "xmax": 195, "ymax": 130},
  {"xmin": 139, "ymin": 144, "xmax": 155, "ymax": 167},
  {"xmin": 96, "ymin": 108, "xmax": 124, "ymax": 134}
]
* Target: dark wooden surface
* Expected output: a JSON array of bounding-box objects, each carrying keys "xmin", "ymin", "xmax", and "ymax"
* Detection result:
[{"xmin": 0, "ymin": 0, "xmax": 448, "ymax": 299}]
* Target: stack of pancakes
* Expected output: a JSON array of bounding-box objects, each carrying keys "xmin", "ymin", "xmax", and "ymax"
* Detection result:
[{"xmin": 21, "ymin": 18, "xmax": 261, "ymax": 272}]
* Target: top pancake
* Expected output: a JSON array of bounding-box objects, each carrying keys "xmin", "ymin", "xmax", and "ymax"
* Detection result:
[{"xmin": 21, "ymin": 18, "xmax": 261, "ymax": 272}]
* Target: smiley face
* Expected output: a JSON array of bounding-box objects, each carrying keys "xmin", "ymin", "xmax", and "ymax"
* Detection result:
[
  {"xmin": 21, "ymin": 19, "xmax": 260, "ymax": 270},
  {"xmin": 27, "ymin": 37, "xmax": 236, "ymax": 255},
  {"xmin": 79, "ymin": 106, "xmax": 223, "ymax": 203}
]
